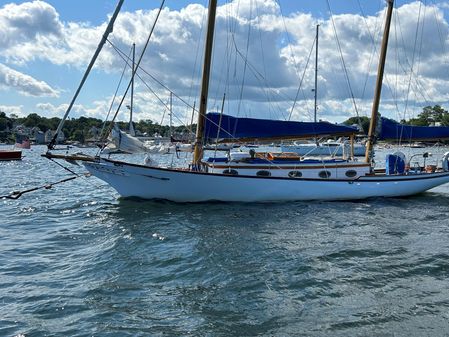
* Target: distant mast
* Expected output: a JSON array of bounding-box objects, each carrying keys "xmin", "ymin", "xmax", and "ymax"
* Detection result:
[
  {"xmin": 129, "ymin": 43, "xmax": 136, "ymax": 136},
  {"xmin": 365, "ymin": 0, "xmax": 394, "ymax": 163},
  {"xmin": 169, "ymin": 91, "xmax": 173, "ymax": 141},
  {"xmin": 314, "ymin": 24, "xmax": 319, "ymax": 124},
  {"xmin": 192, "ymin": 0, "xmax": 218, "ymax": 167}
]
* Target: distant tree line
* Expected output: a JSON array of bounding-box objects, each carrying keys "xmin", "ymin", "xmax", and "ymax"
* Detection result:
[
  {"xmin": 399, "ymin": 105, "xmax": 449, "ymax": 127},
  {"xmin": 343, "ymin": 105, "xmax": 449, "ymax": 134},
  {"xmin": 0, "ymin": 111, "xmax": 193, "ymax": 143},
  {"xmin": 1, "ymin": 105, "xmax": 447, "ymax": 143}
]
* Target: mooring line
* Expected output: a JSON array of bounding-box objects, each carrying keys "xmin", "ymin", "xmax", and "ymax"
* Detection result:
[{"xmin": 0, "ymin": 176, "xmax": 79, "ymax": 200}]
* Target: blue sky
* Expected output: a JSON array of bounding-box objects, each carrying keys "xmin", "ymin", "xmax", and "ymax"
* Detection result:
[
  {"xmin": 16, "ymin": 1, "xmax": 442, "ymax": 24},
  {"xmin": 1, "ymin": 0, "xmax": 449, "ymax": 125},
  {"xmin": 0, "ymin": 0, "xmax": 382, "ymax": 22}
]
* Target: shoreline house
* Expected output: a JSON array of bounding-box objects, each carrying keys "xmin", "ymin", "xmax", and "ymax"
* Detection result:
[
  {"xmin": 44, "ymin": 130, "xmax": 65, "ymax": 144},
  {"xmin": 31, "ymin": 127, "xmax": 45, "ymax": 144}
]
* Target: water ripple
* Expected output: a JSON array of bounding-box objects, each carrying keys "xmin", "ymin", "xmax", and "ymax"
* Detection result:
[{"xmin": 2, "ymin": 146, "xmax": 449, "ymax": 336}]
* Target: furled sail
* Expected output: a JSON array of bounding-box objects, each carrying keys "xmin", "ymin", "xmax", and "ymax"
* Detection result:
[
  {"xmin": 378, "ymin": 117, "xmax": 449, "ymax": 141},
  {"xmin": 109, "ymin": 124, "xmax": 148, "ymax": 153},
  {"xmin": 203, "ymin": 113, "xmax": 357, "ymax": 142}
]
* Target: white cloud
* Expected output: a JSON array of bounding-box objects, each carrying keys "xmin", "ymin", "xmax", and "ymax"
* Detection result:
[
  {"xmin": 1, "ymin": 0, "xmax": 449, "ymax": 123},
  {"xmin": 0, "ymin": 1, "xmax": 63, "ymax": 64},
  {"xmin": 0, "ymin": 63, "xmax": 58, "ymax": 97},
  {"xmin": 36, "ymin": 102, "xmax": 87, "ymax": 118},
  {"xmin": 0, "ymin": 104, "xmax": 25, "ymax": 117}
]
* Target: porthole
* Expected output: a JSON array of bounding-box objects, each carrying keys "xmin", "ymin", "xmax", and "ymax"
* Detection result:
[
  {"xmin": 288, "ymin": 171, "xmax": 302, "ymax": 178},
  {"xmin": 256, "ymin": 170, "xmax": 271, "ymax": 177},
  {"xmin": 223, "ymin": 169, "xmax": 238, "ymax": 175},
  {"xmin": 319, "ymin": 170, "xmax": 331, "ymax": 179},
  {"xmin": 345, "ymin": 170, "xmax": 357, "ymax": 178}
]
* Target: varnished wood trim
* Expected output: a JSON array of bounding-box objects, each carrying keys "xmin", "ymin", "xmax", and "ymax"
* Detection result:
[{"xmin": 205, "ymin": 163, "xmax": 371, "ymax": 170}]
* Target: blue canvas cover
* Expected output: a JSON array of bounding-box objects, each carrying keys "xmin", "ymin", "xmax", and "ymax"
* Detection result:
[
  {"xmin": 204, "ymin": 113, "xmax": 357, "ymax": 142},
  {"xmin": 379, "ymin": 117, "xmax": 449, "ymax": 141},
  {"xmin": 386, "ymin": 154, "xmax": 405, "ymax": 175}
]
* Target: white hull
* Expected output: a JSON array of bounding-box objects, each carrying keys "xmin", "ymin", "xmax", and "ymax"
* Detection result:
[{"xmin": 84, "ymin": 158, "xmax": 449, "ymax": 202}]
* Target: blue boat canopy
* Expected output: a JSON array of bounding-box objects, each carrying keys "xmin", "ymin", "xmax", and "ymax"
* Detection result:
[
  {"xmin": 203, "ymin": 113, "xmax": 357, "ymax": 142},
  {"xmin": 379, "ymin": 117, "xmax": 449, "ymax": 141}
]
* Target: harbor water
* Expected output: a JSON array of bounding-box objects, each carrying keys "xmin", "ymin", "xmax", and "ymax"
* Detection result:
[{"xmin": 2, "ymin": 145, "xmax": 449, "ymax": 336}]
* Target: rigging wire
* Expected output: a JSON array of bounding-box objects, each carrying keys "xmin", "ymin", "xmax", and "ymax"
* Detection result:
[
  {"xmin": 351, "ymin": 0, "xmax": 386, "ymax": 134},
  {"xmin": 356, "ymin": 0, "xmax": 383, "ymax": 105},
  {"xmin": 223, "ymin": 0, "xmax": 233, "ymax": 120},
  {"xmin": 236, "ymin": 0, "xmax": 253, "ymax": 118},
  {"xmin": 185, "ymin": 0, "xmax": 207, "ymax": 127},
  {"xmin": 254, "ymin": 0, "xmax": 276, "ymax": 119},
  {"xmin": 218, "ymin": 0, "xmax": 286, "ymax": 121},
  {"xmin": 401, "ymin": 0, "xmax": 423, "ymax": 126},
  {"xmin": 394, "ymin": 4, "xmax": 432, "ymax": 108},
  {"xmin": 276, "ymin": 0, "xmax": 313, "ymax": 120},
  {"xmin": 98, "ymin": 44, "xmax": 134, "ymax": 145},
  {"xmin": 415, "ymin": 1, "xmax": 427, "ymax": 86},
  {"xmin": 48, "ymin": 0, "xmax": 125, "ymax": 151},
  {"xmin": 229, "ymin": 36, "xmax": 299, "ymax": 106},
  {"xmin": 100, "ymin": 0, "xmax": 166, "ymax": 144},
  {"xmin": 288, "ymin": 36, "xmax": 316, "ymax": 121},
  {"xmin": 412, "ymin": 0, "xmax": 428, "ymax": 122},
  {"xmin": 390, "ymin": 0, "xmax": 433, "ymax": 145},
  {"xmin": 109, "ymin": 40, "xmax": 196, "ymax": 113},
  {"xmin": 107, "ymin": 40, "xmax": 194, "ymax": 134},
  {"xmin": 357, "ymin": 0, "xmax": 411, "ymax": 126},
  {"xmin": 326, "ymin": 0, "xmax": 361, "ymax": 120},
  {"xmin": 106, "ymin": 1, "xmax": 294, "ymax": 130},
  {"xmin": 210, "ymin": 1, "xmax": 232, "ymax": 118}
]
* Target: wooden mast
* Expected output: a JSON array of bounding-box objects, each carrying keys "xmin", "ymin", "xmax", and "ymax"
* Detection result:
[
  {"xmin": 365, "ymin": 0, "xmax": 394, "ymax": 163},
  {"xmin": 192, "ymin": 0, "xmax": 218, "ymax": 167}
]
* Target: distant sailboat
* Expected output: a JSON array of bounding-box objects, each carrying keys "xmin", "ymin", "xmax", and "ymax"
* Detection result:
[
  {"xmin": 0, "ymin": 134, "xmax": 28, "ymax": 161},
  {"xmin": 0, "ymin": 149, "xmax": 22, "ymax": 161},
  {"xmin": 129, "ymin": 42, "xmax": 136, "ymax": 137},
  {"xmin": 15, "ymin": 134, "xmax": 31, "ymax": 149},
  {"xmin": 45, "ymin": 0, "xmax": 449, "ymax": 202},
  {"xmin": 280, "ymin": 139, "xmax": 366, "ymax": 157}
]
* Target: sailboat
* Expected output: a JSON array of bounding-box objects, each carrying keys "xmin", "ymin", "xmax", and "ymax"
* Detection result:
[
  {"xmin": 0, "ymin": 149, "xmax": 22, "ymax": 161},
  {"xmin": 280, "ymin": 139, "xmax": 366, "ymax": 157},
  {"xmin": 0, "ymin": 134, "xmax": 28, "ymax": 160},
  {"xmin": 44, "ymin": 0, "xmax": 449, "ymax": 202}
]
